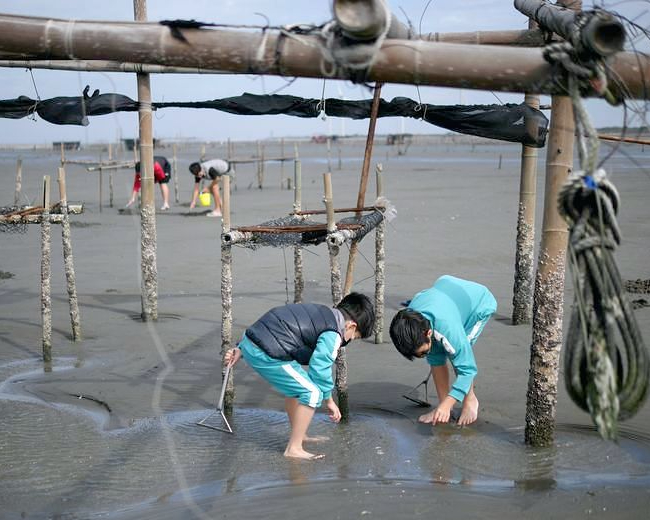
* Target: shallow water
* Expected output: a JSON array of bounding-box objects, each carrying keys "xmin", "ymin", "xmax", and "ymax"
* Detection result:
[{"xmin": 2, "ymin": 360, "xmax": 650, "ymax": 519}]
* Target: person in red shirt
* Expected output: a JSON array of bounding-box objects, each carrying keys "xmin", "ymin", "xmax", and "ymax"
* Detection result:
[{"xmin": 125, "ymin": 156, "xmax": 172, "ymax": 210}]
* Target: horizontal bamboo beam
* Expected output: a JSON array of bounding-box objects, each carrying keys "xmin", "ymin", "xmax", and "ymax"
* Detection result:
[
  {"xmin": 292, "ymin": 206, "xmax": 378, "ymax": 215},
  {"xmin": 0, "ymin": 59, "xmax": 228, "ymax": 74},
  {"xmin": 422, "ymin": 29, "xmax": 548, "ymax": 46},
  {"xmin": 0, "ymin": 14, "xmax": 646, "ymax": 99},
  {"xmin": 598, "ymin": 133, "xmax": 650, "ymax": 145},
  {"xmin": 0, "ymin": 204, "xmax": 84, "ymax": 223},
  {"xmin": 86, "ymin": 161, "xmax": 135, "ymax": 171},
  {"xmin": 234, "ymin": 223, "xmax": 363, "ymax": 233}
]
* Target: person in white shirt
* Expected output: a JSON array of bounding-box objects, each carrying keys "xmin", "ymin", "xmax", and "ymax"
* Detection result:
[{"xmin": 188, "ymin": 159, "xmax": 230, "ymax": 217}]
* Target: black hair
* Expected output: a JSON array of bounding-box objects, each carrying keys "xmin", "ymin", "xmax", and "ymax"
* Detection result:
[
  {"xmin": 335, "ymin": 292, "xmax": 375, "ymax": 339},
  {"xmin": 189, "ymin": 162, "xmax": 201, "ymax": 175},
  {"xmin": 389, "ymin": 308, "xmax": 432, "ymax": 361},
  {"xmin": 134, "ymin": 161, "xmax": 141, "ymax": 173}
]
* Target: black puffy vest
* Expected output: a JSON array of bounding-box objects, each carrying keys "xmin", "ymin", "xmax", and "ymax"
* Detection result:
[{"xmin": 245, "ymin": 303, "xmax": 344, "ymax": 365}]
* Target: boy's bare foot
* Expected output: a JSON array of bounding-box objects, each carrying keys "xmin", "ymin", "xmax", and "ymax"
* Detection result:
[
  {"xmin": 418, "ymin": 411, "xmax": 435, "ymax": 424},
  {"xmin": 284, "ymin": 448, "xmax": 325, "ymax": 460},
  {"xmin": 458, "ymin": 395, "xmax": 479, "ymax": 426},
  {"xmin": 303, "ymin": 435, "xmax": 329, "ymax": 443}
]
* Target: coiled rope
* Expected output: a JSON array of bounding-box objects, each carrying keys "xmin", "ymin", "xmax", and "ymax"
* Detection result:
[{"xmin": 549, "ymin": 19, "xmax": 649, "ymax": 439}]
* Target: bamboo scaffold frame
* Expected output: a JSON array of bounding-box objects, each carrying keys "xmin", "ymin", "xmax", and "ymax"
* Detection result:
[
  {"xmin": 219, "ymin": 159, "xmax": 392, "ymax": 420},
  {"xmin": 1, "ymin": 172, "xmax": 84, "ymax": 362},
  {"xmin": 0, "ymin": 12, "xmax": 647, "ymax": 100}
]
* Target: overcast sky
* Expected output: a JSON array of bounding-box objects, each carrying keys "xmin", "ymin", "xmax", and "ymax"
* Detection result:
[{"xmin": 0, "ymin": 1, "xmax": 647, "ymax": 145}]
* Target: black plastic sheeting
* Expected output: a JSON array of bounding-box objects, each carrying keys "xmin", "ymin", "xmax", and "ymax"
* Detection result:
[{"xmin": 0, "ymin": 89, "xmax": 549, "ymax": 147}]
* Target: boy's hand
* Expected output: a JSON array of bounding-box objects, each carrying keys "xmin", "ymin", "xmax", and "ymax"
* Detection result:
[
  {"xmin": 224, "ymin": 348, "xmax": 241, "ymax": 367},
  {"xmin": 325, "ymin": 398, "xmax": 341, "ymax": 423}
]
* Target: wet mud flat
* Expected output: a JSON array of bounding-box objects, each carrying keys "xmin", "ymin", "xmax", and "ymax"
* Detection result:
[
  {"xmin": 1, "ymin": 359, "xmax": 650, "ymax": 520},
  {"xmin": 1, "ymin": 140, "xmax": 649, "ymax": 519}
]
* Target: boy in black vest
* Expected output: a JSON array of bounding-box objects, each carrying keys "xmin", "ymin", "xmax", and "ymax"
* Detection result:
[{"xmin": 225, "ymin": 293, "xmax": 375, "ymax": 460}]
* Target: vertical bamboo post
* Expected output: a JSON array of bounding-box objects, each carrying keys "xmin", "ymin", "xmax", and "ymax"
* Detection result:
[
  {"xmin": 58, "ymin": 167, "xmax": 81, "ymax": 341},
  {"xmin": 525, "ymin": 0, "xmax": 577, "ymax": 444},
  {"xmin": 327, "ymin": 137, "xmax": 332, "ymax": 172},
  {"xmin": 280, "ymin": 138, "xmax": 285, "ymax": 188},
  {"xmin": 338, "ymin": 144, "xmax": 342, "ymax": 170},
  {"xmin": 374, "ymin": 163, "xmax": 385, "ymax": 344},
  {"xmin": 60, "ymin": 142, "xmax": 65, "ymax": 166},
  {"xmin": 200, "ymin": 144, "xmax": 206, "ymax": 162},
  {"xmin": 343, "ymin": 83, "xmax": 382, "ymax": 296},
  {"xmin": 108, "ymin": 144, "xmax": 114, "ymax": 208},
  {"xmin": 293, "ymin": 155, "xmax": 303, "ymax": 303},
  {"xmin": 512, "ymin": 90, "xmax": 540, "ymax": 325},
  {"xmin": 13, "ymin": 158, "xmax": 22, "ymax": 207},
  {"xmin": 324, "ymin": 172, "xmax": 347, "ymax": 419},
  {"xmin": 173, "ymin": 143, "xmax": 179, "ymax": 204},
  {"xmin": 221, "ymin": 175, "xmax": 235, "ymax": 411},
  {"xmin": 98, "ymin": 165, "xmax": 103, "ymax": 213},
  {"xmin": 41, "ymin": 175, "xmax": 52, "ymax": 363},
  {"xmin": 134, "ymin": 0, "xmax": 158, "ymax": 321},
  {"xmin": 256, "ymin": 141, "xmax": 264, "ymax": 189}
]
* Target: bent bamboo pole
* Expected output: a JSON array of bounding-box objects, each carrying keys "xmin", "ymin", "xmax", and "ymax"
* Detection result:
[{"xmin": 0, "ymin": 14, "xmax": 647, "ymax": 99}]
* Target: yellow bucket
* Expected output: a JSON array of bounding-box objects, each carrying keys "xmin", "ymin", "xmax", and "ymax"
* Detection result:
[{"xmin": 199, "ymin": 192, "xmax": 212, "ymax": 207}]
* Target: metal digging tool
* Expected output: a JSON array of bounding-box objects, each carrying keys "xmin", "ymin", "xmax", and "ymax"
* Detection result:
[
  {"xmin": 196, "ymin": 364, "xmax": 233, "ymax": 433},
  {"xmin": 402, "ymin": 372, "xmax": 432, "ymax": 407}
]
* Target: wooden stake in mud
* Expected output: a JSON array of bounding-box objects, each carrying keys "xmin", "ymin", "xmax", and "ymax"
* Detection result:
[
  {"xmin": 57, "ymin": 167, "xmax": 81, "ymax": 341},
  {"xmin": 108, "ymin": 144, "xmax": 114, "ymax": 208},
  {"xmin": 525, "ymin": 68, "xmax": 575, "ymax": 447},
  {"xmin": 324, "ymin": 173, "xmax": 348, "ymax": 419},
  {"xmin": 221, "ymin": 175, "xmax": 235, "ymax": 411},
  {"xmin": 98, "ymin": 164, "xmax": 103, "ymax": 213},
  {"xmin": 13, "ymin": 158, "xmax": 22, "ymax": 207},
  {"xmin": 512, "ymin": 20, "xmax": 541, "ymax": 325},
  {"xmin": 172, "ymin": 143, "xmax": 179, "ymax": 204},
  {"xmin": 293, "ymin": 155, "xmax": 304, "ymax": 303},
  {"xmin": 374, "ymin": 164, "xmax": 385, "ymax": 344},
  {"xmin": 343, "ymin": 83, "xmax": 382, "ymax": 296},
  {"xmin": 41, "ymin": 175, "xmax": 52, "ymax": 363},
  {"xmin": 134, "ymin": 0, "xmax": 158, "ymax": 321},
  {"xmin": 280, "ymin": 138, "xmax": 285, "ymax": 188}
]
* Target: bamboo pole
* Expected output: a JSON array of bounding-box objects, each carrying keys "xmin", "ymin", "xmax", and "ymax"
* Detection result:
[
  {"xmin": 109, "ymin": 169, "xmax": 114, "ymax": 208},
  {"xmin": 525, "ymin": 0, "xmax": 578, "ymax": 448},
  {"xmin": 41, "ymin": 175, "xmax": 52, "ymax": 363},
  {"xmin": 0, "ymin": 15, "xmax": 646, "ymax": 100},
  {"xmin": 58, "ymin": 167, "xmax": 81, "ymax": 341},
  {"xmin": 280, "ymin": 138, "xmax": 285, "ymax": 188},
  {"xmin": 423, "ymin": 29, "xmax": 547, "ymax": 46},
  {"xmin": 598, "ymin": 134, "xmax": 650, "ymax": 145},
  {"xmin": 13, "ymin": 158, "xmax": 22, "ymax": 207},
  {"xmin": 343, "ymin": 83, "xmax": 382, "ymax": 296},
  {"xmin": 293, "ymin": 154, "xmax": 303, "ymax": 304},
  {"xmin": 374, "ymin": 164, "xmax": 385, "ymax": 344},
  {"xmin": 324, "ymin": 172, "xmax": 347, "ymax": 420},
  {"xmin": 221, "ymin": 174, "xmax": 234, "ymax": 412},
  {"xmin": 0, "ymin": 59, "xmax": 231, "ymax": 73},
  {"xmin": 173, "ymin": 143, "xmax": 179, "ymax": 204},
  {"xmin": 512, "ymin": 20, "xmax": 540, "ymax": 326},
  {"xmin": 134, "ymin": 0, "xmax": 158, "ymax": 322},
  {"xmin": 98, "ymin": 165, "xmax": 103, "ymax": 213}
]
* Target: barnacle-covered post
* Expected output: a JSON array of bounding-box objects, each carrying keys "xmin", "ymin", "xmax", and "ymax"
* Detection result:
[
  {"xmin": 524, "ymin": 0, "xmax": 578, "ymax": 448},
  {"xmin": 221, "ymin": 175, "xmax": 235, "ymax": 411},
  {"xmin": 293, "ymin": 151, "xmax": 304, "ymax": 303},
  {"xmin": 58, "ymin": 167, "xmax": 82, "ymax": 341},
  {"xmin": 374, "ymin": 164, "xmax": 385, "ymax": 344},
  {"xmin": 13, "ymin": 158, "xmax": 22, "ymax": 207},
  {"xmin": 41, "ymin": 175, "xmax": 52, "ymax": 364},
  {"xmin": 512, "ymin": 20, "xmax": 540, "ymax": 325},
  {"xmin": 134, "ymin": 0, "xmax": 158, "ymax": 321},
  {"xmin": 324, "ymin": 172, "xmax": 347, "ymax": 419}
]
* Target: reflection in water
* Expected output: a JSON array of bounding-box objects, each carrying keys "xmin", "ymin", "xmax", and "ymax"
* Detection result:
[{"xmin": 1, "ymin": 365, "xmax": 650, "ymax": 519}]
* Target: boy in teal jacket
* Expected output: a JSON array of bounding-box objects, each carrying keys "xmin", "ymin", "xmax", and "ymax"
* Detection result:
[
  {"xmin": 225, "ymin": 293, "xmax": 375, "ymax": 460},
  {"xmin": 390, "ymin": 275, "xmax": 497, "ymax": 426}
]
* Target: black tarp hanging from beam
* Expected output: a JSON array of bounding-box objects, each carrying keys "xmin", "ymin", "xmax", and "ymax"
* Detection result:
[{"xmin": 0, "ymin": 89, "xmax": 549, "ymax": 147}]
